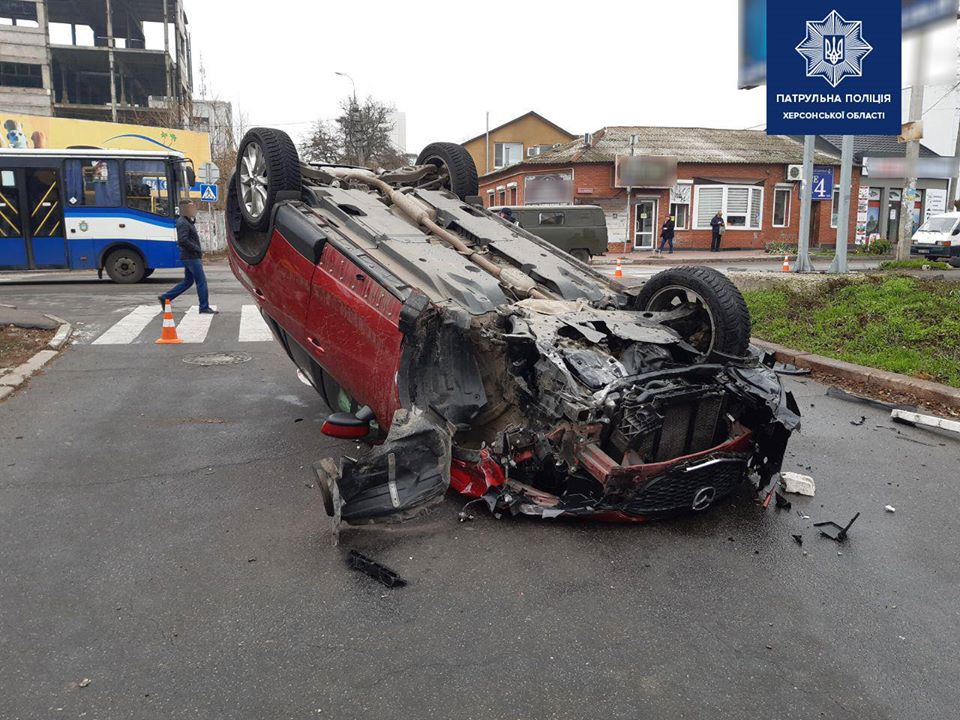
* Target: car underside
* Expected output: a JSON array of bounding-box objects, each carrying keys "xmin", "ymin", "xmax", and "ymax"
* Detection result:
[{"xmin": 225, "ymin": 128, "xmax": 800, "ymax": 530}]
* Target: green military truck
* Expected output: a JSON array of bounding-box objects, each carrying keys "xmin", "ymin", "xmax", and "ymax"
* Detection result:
[{"xmin": 491, "ymin": 205, "xmax": 608, "ymax": 262}]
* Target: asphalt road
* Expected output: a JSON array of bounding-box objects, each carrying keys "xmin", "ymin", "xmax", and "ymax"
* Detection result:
[{"xmin": 1, "ymin": 262, "xmax": 958, "ymax": 720}]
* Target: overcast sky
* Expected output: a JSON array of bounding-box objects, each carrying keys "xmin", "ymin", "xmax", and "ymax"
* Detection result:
[{"xmin": 182, "ymin": 1, "xmax": 957, "ymax": 154}]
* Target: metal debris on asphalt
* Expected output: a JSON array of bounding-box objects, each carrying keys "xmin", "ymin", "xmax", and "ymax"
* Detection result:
[
  {"xmin": 792, "ymin": 534, "xmax": 803, "ymax": 546},
  {"xmin": 890, "ymin": 409, "xmax": 960, "ymax": 436},
  {"xmin": 347, "ymin": 550, "xmax": 407, "ymax": 588},
  {"xmin": 885, "ymin": 505, "xmax": 896, "ymax": 513},
  {"xmin": 850, "ymin": 416, "xmax": 866, "ymax": 426},
  {"xmin": 814, "ymin": 512, "xmax": 860, "ymax": 542}
]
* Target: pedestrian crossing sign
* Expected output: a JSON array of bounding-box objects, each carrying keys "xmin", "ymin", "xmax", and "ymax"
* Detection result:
[{"xmin": 199, "ymin": 183, "xmax": 218, "ymax": 203}]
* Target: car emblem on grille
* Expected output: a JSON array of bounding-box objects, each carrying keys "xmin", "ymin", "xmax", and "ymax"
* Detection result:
[{"xmin": 691, "ymin": 486, "xmax": 716, "ymax": 511}]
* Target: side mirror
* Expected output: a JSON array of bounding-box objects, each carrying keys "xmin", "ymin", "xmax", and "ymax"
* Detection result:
[{"xmin": 185, "ymin": 167, "xmax": 196, "ymax": 187}]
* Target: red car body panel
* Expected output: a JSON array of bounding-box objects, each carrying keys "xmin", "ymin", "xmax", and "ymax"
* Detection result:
[{"xmin": 303, "ymin": 245, "xmax": 405, "ymax": 428}]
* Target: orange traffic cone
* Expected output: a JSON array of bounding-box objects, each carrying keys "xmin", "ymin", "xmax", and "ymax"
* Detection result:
[
  {"xmin": 614, "ymin": 257, "xmax": 624, "ymax": 279},
  {"xmin": 782, "ymin": 254, "xmax": 790, "ymax": 273},
  {"xmin": 156, "ymin": 300, "xmax": 182, "ymax": 344}
]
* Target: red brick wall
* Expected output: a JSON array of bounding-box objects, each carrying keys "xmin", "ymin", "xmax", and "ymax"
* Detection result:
[{"xmin": 478, "ymin": 162, "xmax": 861, "ymax": 253}]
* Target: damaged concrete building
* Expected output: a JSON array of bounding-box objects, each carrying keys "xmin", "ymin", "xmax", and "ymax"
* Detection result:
[{"xmin": 0, "ymin": 0, "xmax": 192, "ymax": 123}]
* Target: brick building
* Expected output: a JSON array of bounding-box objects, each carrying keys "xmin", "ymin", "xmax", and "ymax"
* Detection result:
[{"xmin": 478, "ymin": 126, "xmax": 860, "ymax": 253}]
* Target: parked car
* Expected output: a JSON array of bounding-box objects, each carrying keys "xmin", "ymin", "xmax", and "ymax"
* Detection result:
[
  {"xmin": 226, "ymin": 127, "xmax": 800, "ymax": 528},
  {"xmin": 488, "ymin": 205, "xmax": 607, "ymax": 262},
  {"xmin": 911, "ymin": 212, "xmax": 960, "ymax": 267}
]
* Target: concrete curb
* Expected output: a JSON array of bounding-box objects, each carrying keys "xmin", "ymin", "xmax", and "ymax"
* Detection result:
[
  {"xmin": 593, "ymin": 253, "xmax": 895, "ymax": 266},
  {"xmin": 0, "ymin": 316, "xmax": 70, "ymax": 401},
  {"xmin": 44, "ymin": 314, "xmax": 73, "ymax": 350},
  {"xmin": 752, "ymin": 338, "xmax": 960, "ymax": 410}
]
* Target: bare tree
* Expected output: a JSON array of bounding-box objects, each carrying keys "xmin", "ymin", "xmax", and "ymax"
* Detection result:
[{"xmin": 299, "ymin": 95, "xmax": 407, "ymax": 170}]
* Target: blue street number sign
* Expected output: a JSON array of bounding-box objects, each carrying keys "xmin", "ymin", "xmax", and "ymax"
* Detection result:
[{"xmin": 811, "ymin": 167, "xmax": 834, "ymax": 201}]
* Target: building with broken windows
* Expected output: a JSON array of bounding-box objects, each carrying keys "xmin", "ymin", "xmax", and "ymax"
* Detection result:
[{"xmin": 0, "ymin": 0, "xmax": 192, "ymax": 124}]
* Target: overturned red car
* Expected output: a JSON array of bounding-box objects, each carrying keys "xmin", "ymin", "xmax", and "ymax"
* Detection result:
[{"xmin": 226, "ymin": 127, "xmax": 800, "ymax": 526}]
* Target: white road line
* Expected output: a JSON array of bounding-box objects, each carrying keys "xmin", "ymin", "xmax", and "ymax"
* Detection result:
[
  {"xmin": 239, "ymin": 305, "xmax": 273, "ymax": 342},
  {"xmin": 92, "ymin": 304, "xmax": 161, "ymax": 345},
  {"xmin": 176, "ymin": 305, "xmax": 216, "ymax": 343}
]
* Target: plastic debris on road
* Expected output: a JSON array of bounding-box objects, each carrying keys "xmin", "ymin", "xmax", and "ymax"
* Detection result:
[{"xmin": 781, "ymin": 471, "xmax": 816, "ymax": 496}]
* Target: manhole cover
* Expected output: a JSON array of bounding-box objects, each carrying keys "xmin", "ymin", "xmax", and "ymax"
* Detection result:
[{"xmin": 182, "ymin": 351, "xmax": 251, "ymax": 366}]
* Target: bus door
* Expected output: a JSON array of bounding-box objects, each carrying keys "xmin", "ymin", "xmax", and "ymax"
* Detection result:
[
  {"xmin": 0, "ymin": 167, "xmax": 28, "ymax": 269},
  {"xmin": 25, "ymin": 167, "xmax": 67, "ymax": 268}
]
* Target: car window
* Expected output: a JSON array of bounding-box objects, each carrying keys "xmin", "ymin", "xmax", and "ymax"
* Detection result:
[
  {"xmin": 64, "ymin": 159, "xmax": 121, "ymax": 207},
  {"xmin": 539, "ymin": 212, "xmax": 564, "ymax": 226},
  {"xmin": 918, "ymin": 216, "xmax": 957, "ymax": 234},
  {"xmin": 124, "ymin": 160, "xmax": 170, "ymax": 216}
]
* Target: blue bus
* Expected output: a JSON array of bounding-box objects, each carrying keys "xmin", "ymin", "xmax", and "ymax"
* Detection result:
[{"xmin": 0, "ymin": 148, "xmax": 196, "ymax": 282}]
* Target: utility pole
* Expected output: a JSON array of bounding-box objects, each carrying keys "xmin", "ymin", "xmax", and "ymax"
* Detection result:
[
  {"xmin": 794, "ymin": 135, "xmax": 816, "ymax": 272},
  {"xmin": 485, "ymin": 111, "xmax": 490, "ymax": 175},
  {"xmin": 829, "ymin": 135, "xmax": 854, "ymax": 273},
  {"xmin": 897, "ymin": 36, "xmax": 926, "ymax": 260},
  {"xmin": 105, "ymin": 0, "xmax": 117, "ymax": 122}
]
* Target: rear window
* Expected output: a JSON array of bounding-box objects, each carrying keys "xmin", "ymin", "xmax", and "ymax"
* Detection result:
[{"xmin": 918, "ymin": 216, "xmax": 957, "ymax": 234}]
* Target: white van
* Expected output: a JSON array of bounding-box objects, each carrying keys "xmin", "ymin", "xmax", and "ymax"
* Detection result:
[{"xmin": 911, "ymin": 212, "xmax": 960, "ymax": 267}]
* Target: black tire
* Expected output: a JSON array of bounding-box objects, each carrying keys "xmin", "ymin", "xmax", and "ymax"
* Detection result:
[
  {"xmin": 235, "ymin": 127, "xmax": 301, "ymax": 231},
  {"xmin": 416, "ymin": 142, "xmax": 478, "ymax": 200},
  {"xmin": 570, "ymin": 249, "xmax": 591, "ymax": 263},
  {"xmin": 635, "ymin": 266, "xmax": 751, "ymax": 357},
  {"xmin": 949, "ymin": 257, "xmax": 960, "ymax": 269},
  {"xmin": 104, "ymin": 247, "xmax": 146, "ymax": 284},
  {"xmin": 143, "ymin": 268, "xmax": 155, "ymax": 279}
]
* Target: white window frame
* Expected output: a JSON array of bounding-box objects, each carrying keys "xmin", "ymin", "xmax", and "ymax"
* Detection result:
[
  {"xmin": 486, "ymin": 189, "xmax": 495, "ymax": 207},
  {"xmin": 670, "ymin": 180, "xmax": 692, "ymax": 230},
  {"xmin": 692, "ymin": 184, "xmax": 764, "ymax": 231},
  {"xmin": 830, "ymin": 188, "xmax": 840, "ymax": 228},
  {"xmin": 773, "ymin": 185, "xmax": 792, "ymax": 228},
  {"xmin": 494, "ymin": 142, "xmax": 524, "ymax": 169}
]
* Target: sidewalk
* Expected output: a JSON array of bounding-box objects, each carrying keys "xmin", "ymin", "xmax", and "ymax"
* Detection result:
[{"xmin": 593, "ymin": 250, "xmax": 771, "ymax": 265}]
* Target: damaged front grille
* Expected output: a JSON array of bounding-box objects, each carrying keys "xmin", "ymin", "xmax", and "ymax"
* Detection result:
[
  {"xmin": 607, "ymin": 383, "xmax": 725, "ymax": 463},
  {"xmin": 621, "ymin": 455, "xmax": 748, "ymax": 515}
]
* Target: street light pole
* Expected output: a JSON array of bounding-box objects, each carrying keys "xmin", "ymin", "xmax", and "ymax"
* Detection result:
[{"xmin": 334, "ymin": 71, "xmax": 357, "ymax": 103}]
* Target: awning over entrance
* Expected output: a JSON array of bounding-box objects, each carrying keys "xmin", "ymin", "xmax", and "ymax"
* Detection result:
[{"xmin": 693, "ymin": 176, "xmax": 765, "ymax": 186}]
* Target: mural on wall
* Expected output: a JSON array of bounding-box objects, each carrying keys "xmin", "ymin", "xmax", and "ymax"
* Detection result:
[{"xmin": 1, "ymin": 114, "xmax": 211, "ymax": 167}]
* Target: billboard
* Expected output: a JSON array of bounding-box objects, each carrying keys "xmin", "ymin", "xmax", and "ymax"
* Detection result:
[
  {"xmin": 0, "ymin": 113, "xmax": 212, "ymax": 166},
  {"xmin": 524, "ymin": 173, "xmax": 573, "ymax": 205}
]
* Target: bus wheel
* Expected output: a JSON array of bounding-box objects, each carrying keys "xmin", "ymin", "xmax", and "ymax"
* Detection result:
[
  {"xmin": 104, "ymin": 248, "xmax": 146, "ymax": 284},
  {"xmin": 143, "ymin": 268, "xmax": 155, "ymax": 279}
]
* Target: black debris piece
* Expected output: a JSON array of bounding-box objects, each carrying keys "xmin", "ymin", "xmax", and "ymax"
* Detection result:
[
  {"xmin": 826, "ymin": 386, "xmax": 915, "ymax": 412},
  {"xmin": 814, "ymin": 512, "xmax": 860, "ymax": 542},
  {"xmin": 772, "ymin": 362, "xmax": 812, "ymax": 376},
  {"xmin": 347, "ymin": 550, "xmax": 407, "ymax": 588},
  {"xmin": 294, "ymin": 418, "xmax": 304, "ymax": 423},
  {"xmin": 775, "ymin": 491, "xmax": 792, "ymax": 510},
  {"xmin": 792, "ymin": 534, "xmax": 803, "ymax": 546},
  {"xmin": 850, "ymin": 416, "xmax": 866, "ymax": 426}
]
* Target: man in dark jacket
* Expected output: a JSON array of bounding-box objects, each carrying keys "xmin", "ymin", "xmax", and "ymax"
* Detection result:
[
  {"xmin": 710, "ymin": 211, "xmax": 725, "ymax": 252},
  {"xmin": 158, "ymin": 201, "xmax": 216, "ymax": 313},
  {"xmin": 658, "ymin": 214, "xmax": 676, "ymax": 254}
]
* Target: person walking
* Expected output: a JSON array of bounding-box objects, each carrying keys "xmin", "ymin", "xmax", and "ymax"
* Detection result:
[
  {"xmin": 498, "ymin": 207, "xmax": 518, "ymax": 224},
  {"xmin": 159, "ymin": 201, "xmax": 217, "ymax": 313},
  {"xmin": 710, "ymin": 211, "xmax": 725, "ymax": 252},
  {"xmin": 658, "ymin": 214, "xmax": 676, "ymax": 254}
]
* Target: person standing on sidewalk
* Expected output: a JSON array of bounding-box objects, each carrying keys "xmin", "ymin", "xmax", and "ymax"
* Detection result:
[
  {"xmin": 658, "ymin": 214, "xmax": 676, "ymax": 254},
  {"xmin": 710, "ymin": 211, "xmax": 725, "ymax": 252},
  {"xmin": 158, "ymin": 201, "xmax": 217, "ymax": 314}
]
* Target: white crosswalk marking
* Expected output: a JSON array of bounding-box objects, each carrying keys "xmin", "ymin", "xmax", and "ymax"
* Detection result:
[
  {"xmin": 175, "ymin": 305, "xmax": 216, "ymax": 343},
  {"xmin": 92, "ymin": 304, "xmax": 161, "ymax": 345},
  {"xmin": 238, "ymin": 304, "xmax": 273, "ymax": 342}
]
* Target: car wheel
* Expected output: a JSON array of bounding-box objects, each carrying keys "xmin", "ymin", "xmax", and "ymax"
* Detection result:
[
  {"xmin": 949, "ymin": 257, "xmax": 960, "ymax": 269},
  {"xmin": 143, "ymin": 268, "xmax": 155, "ymax": 279},
  {"xmin": 570, "ymin": 249, "xmax": 591, "ymax": 263},
  {"xmin": 235, "ymin": 127, "xmax": 301, "ymax": 231},
  {"xmin": 635, "ymin": 266, "xmax": 751, "ymax": 358},
  {"xmin": 416, "ymin": 142, "xmax": 478, "ymax": 200},
  {"xmin": 104, "ymin": 248, "xmax": 146, "ymax": 284}
]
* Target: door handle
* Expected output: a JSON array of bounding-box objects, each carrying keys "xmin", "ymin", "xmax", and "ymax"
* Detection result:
[
  {"xmin": 119, "ymin": 223, "xmax": 126, "ymax": 228},
  {"xmin": 254, "ymin": 288, "xmax": 265, "ymax": 299},
  {"xmin": 307, "ymin": 336, "xmax": 324, "ymax": 353}
]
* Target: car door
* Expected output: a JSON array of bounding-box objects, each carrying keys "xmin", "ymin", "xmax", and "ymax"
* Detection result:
[{"xmin": 302, "ymin": 242, "xmax": 405, "ymax": 428}]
